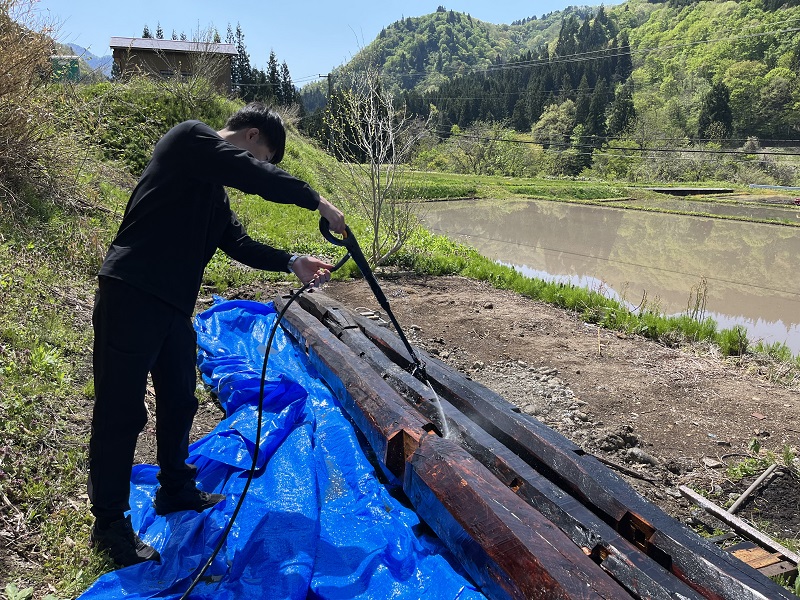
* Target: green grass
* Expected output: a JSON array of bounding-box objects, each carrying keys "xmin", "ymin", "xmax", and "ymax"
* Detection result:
[{"xmin": 0, "ymin": 206, "xmax": 118, "ymax": 597}]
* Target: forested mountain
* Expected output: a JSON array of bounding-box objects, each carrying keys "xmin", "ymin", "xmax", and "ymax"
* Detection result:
[
  {"xmin": 301, "ymin": 0, "xmax": 800, "ymax": 147},
  {"xmin": 300, "ymin": 5, "xmax": 593, "ymax": 111}
]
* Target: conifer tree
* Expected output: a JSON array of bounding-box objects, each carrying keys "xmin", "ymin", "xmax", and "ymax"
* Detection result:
[
  {"xmin": 268, "ymin": 51, "xmax": 280, "ymax": 104},
  {"xmin": 142, "ymin": 24, "xmax": 152, "ymax": 39},
  {"xmin": 615, "ymin": 32, "xmax": 633, "ymax": 81},
  {"xmin": 586, "ymin": 78, "xmax": 609, "ymax": 140},
  {"xmin": 280, "ymin": 62, "xmax": 295, "ymax": 105},
  {"xmin": 574, "ymin": 74, "xmax": 591, "ymax": 126},
  {"xmin": 233, "ymin": 23, "xmax": 252, "ymax": 94},
  {"xmin": 607, "ymin": 79, "xmax": 635, "ymax": 136},
  {"xmin": 698, "ymin": 82, "xmax": 733, "ymax": 139}
]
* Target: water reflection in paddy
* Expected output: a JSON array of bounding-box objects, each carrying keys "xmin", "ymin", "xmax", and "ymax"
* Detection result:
[{"xmin": 420, "ymin": 198, "xmax": 800, "ymax": 354}]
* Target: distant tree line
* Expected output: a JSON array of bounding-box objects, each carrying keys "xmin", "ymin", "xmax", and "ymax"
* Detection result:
[{"xmin": 401, "ymin": 7, "xmax": 634, "ymax": 140}]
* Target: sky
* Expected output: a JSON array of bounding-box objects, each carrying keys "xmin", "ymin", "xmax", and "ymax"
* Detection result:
[{"xmin": 33, "ymin": 0, "xmax": 624, "ymax": 86}]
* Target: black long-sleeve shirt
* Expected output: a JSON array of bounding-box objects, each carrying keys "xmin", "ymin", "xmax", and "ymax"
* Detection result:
[{"xmin": 99, "ymin": 120, "xmax": 320, "ymax": 315}]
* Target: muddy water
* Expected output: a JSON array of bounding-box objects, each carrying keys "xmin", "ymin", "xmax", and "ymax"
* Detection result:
[{"xmin": 420, "ymin": 198, "xmax": 800, "ymax": 354}]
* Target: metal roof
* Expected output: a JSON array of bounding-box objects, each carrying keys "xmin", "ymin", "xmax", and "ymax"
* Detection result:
[{"xmin": 109, "ymin": 37, "xmax": 237, "ymax": 55}]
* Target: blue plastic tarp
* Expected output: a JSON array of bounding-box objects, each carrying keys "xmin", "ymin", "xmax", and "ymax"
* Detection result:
[{"xmin": 79, "ymin": 298, "xmax": 484, "ymax": 599}]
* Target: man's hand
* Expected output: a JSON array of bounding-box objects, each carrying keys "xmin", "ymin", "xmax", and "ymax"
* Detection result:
[
  {"xmin": 291, "ymin": 255, "xmax": 334, "ymax": 287},
  {"xmin": 317, "ymin": 196, "xmax": 345, "ymax": 234}
]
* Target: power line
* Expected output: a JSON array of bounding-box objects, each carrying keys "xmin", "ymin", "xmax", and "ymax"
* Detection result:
[
  {"xmin": 434, "ymin": 129, "xmax": 800, "ymax": 160},
  {"xmin": 331, "ymin": 17, "xmax": 800, "ymax": 83}
]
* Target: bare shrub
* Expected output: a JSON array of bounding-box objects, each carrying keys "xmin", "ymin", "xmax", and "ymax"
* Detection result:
[
  {"xmin": 0, "ymin": 0, "xmax": 56, "ymax": 213},
  {"xmin": 324, "ymin": 61, "xmax": 428, "ymax": 266}
]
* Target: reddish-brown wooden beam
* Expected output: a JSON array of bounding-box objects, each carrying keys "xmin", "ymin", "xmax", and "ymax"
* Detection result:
[
  {"xmin": 274, "ymin": 294, "xmax": 429, "ymax": 477},
  {"xmin": 406, "ymin": 434, "xmax": 629, "ymax": 600}
]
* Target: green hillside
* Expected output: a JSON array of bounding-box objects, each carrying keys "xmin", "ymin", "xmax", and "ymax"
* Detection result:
[
  {"xmin": 302, "ymin": 1, "xmax": 799, "ymax": 144},
  {"xmin": 301, "ymin": 5, "xmax": 596, "ymax": 109}
]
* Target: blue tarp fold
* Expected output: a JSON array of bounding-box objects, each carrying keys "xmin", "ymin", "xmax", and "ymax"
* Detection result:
[{"xmin": 79, "ymin": 298, "xmax": 483, "ymax": 599}]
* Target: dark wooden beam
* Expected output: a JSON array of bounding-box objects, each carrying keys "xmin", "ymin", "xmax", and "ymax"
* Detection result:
[{"xmin": 294, "ymin": 291, "xmax": 794, "ymax": 600}]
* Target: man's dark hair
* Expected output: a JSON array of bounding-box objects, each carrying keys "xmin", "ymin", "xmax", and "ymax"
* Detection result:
[{"xmin": 225, "ymin": 102, "xmax": 286, "ymax": 164}]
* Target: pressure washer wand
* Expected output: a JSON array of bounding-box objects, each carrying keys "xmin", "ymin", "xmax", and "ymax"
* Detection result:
[{"xmin": 319, "ymin": 218, "xmax": 424, "ymax": 375}]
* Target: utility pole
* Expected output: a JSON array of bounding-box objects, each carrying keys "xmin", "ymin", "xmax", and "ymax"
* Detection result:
[
  {"xmin": 319, "ymin": 73, "xmax": 333, "ymax": 151},
  {"xmin": 319, "ymin": 73, "xmax": 333, "ymax": 104}
]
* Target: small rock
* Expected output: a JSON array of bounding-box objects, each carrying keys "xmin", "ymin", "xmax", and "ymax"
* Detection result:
[
  {"xmin": 483, "ymin": 302, "xmax": 494, "ymax": 309},
  {"xmin": 702, "ymin": 457, "xmax": 724, "ymax": 468},
  {"xmin": 665, "ymin": 459, "xmax": 683, "ymax": 474},
  {"xmin": 626, "ymin": 447, "xmax": 659, "ymax": 466}
]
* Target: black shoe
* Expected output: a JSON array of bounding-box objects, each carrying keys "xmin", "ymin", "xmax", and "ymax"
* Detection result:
[
  {"xmin": 154, "ymin": 483, "xmax": 225, "ymax": 516},
  {"xmin": 90, "ymin": 516, "xmax": 161, "ymax": 567}
]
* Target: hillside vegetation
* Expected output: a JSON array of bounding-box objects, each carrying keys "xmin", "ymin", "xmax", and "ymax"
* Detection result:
[{"xmin": 306, "ymin": 1, "xmax": 799, "ymax": 139}]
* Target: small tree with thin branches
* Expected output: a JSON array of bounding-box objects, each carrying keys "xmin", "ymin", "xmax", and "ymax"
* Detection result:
[{"xmin": 324, "ymin": 62, "xmax": 427, "ymax": 266}]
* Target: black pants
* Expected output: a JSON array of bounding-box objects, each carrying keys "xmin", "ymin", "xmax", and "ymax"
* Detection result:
[{"xmin": 89, "ymin": 276, "xmax": 198, "ymax": 526}]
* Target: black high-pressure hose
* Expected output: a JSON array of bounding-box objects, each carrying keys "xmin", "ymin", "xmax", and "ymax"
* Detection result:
[
  {"xmin": 179, "ymin": 219, "xmax": 440, "ymax": 598},
  {"xmin": 178, "ymin": 279, "xmax": 312, "ymax": 599},
  {"xmin": 179, "ymin": 221, "xmax": 349, "ymax": 599},
  {"xmin": 317, "ymin": 218, "xmax": 426, "ymax": 375}
]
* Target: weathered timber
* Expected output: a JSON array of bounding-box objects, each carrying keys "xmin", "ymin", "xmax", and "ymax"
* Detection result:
[
  {"xmin": 276, "ymin": 294, "xmax": 635, "ymax": 599},
  {"xmin": 296, "ymin": 292, "xmax": 793, "ymax": 600},
  {"xmin": 273, "ymin": 294, "xmax": 429, "ymax": 477},
  {"xmin": 680, "ymin": 485, "xmax": 800, "ymax": 565},
  {"xmin": 406, "ymin": 434, "xmax": 628, "ymax": 600},
  {"xmin": 726, "ymin": 543, "xmax": 798, "ymax": 579},
  {"xmin": 302, "ymin": 295, "xmax": 703, "ymax": 600}
]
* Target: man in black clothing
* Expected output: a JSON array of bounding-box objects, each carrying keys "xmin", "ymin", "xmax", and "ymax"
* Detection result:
[{"xmin": 89, "ymin": 103, "xmax": 345, "ymax": 567}]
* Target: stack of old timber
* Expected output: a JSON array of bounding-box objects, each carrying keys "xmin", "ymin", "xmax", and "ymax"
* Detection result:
[{"xmin": 273, "ymin": 291, "xmax": 794, "ymax": 600}]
